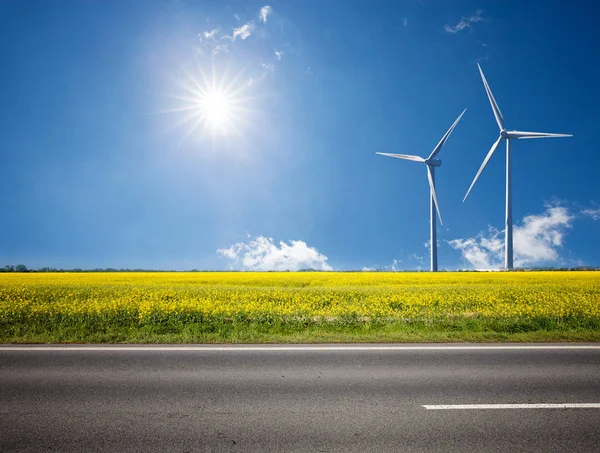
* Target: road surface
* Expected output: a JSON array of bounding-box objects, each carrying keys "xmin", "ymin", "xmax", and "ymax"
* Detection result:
[{"xmin": 1, "ymin": 344, "xmax": 599, "ymax": 452}]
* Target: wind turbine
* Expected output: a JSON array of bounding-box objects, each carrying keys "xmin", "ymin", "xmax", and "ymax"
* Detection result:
[
  {"xmin": 463, "ymin": 64, "xmax": 572, "ymax": 270},
  {"xmin": 377, "ymin": 109, "xmax": 466, "ymax": 272}
]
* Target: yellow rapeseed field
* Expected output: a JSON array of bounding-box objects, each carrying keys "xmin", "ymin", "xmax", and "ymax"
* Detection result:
[{"xmin": 1, "ymin": 271, "xmax": 599, "ymax": 325}]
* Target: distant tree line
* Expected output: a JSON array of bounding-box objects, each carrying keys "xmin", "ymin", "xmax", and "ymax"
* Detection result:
[
  {"xmin": 2, "ymin": 264, "xmax": 29, "ymax": 273},
  {"xmin": 0, "ymin": 265, "xmax": 181, "ymax": 273},
  {"xmin": 0, "ymin": 265, "xmax": 599, "ymax": 273}
]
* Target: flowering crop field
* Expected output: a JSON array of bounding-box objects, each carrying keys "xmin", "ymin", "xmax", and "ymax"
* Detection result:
[{"xmin": 1, "ymin": 271, "xmax": 599, "ymax": 343}]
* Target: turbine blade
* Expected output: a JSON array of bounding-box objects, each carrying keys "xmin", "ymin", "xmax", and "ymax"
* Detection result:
[
  {"xmin": 376, "ymin": 152, "xmax": 425, "ymax": 163},
  {"xmin": 427, "ymin": 166, "xmax": 443, "ymax": 225},
  {"xmin": 478, "ymin": 63, "xmax": 505, "ymax": 131},
  {"xmin": 508, "ymin": 131, "xmax": 573, "ymax": 139},
  {"xmin": 428, "ymin": 108, "xmax": 467, "ymax": 160},
  {"xmin": 463, "ymin": 135, "xmax": 503, "ymax": 203}
]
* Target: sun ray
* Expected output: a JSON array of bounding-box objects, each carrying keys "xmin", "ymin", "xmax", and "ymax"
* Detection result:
[{"xmin": 152, "ymin": 54, "xmax": 271, "ymax": 152}]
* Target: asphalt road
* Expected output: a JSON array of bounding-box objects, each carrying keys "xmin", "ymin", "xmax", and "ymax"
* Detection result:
[{"xmin": 1, "ymin": 344, "xmax": 600, "ymax": 452}]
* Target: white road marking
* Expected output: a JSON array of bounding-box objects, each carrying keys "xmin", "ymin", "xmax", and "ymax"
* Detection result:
[
  {"xmin": 0, "ymin": 345, "xmax": 599, "ymax": 352},
  {"xmin": 423, "ymin": 404, "xmax": 600, "ymax": 410}
]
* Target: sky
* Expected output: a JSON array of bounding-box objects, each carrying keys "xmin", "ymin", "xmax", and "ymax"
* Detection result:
[{"xmin": 0, "ymin": 0, "xmax": 598, "ymax": 271}]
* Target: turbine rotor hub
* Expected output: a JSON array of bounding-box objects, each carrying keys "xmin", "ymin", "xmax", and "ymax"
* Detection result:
[{"xmin": 425, "ymin": 158, "xmax": 442, "ymax": 167}]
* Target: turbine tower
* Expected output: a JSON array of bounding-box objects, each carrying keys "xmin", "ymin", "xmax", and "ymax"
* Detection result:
[
  {"xmin": 463, "ymin": 64, "xmax": 572, "ymax": 270},
  {"xmin": 377, "ymin": 109, "xmax": 466, "ymax": 272}
]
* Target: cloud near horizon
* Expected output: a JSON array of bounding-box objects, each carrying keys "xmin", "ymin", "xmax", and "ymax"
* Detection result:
[
  {"xmin": 448, "ymin": 205, "xmax": 574, "ymax": 269},
  {"xmin": 218, "ymin": 236, "xmax": 333, "ymax": 271}
]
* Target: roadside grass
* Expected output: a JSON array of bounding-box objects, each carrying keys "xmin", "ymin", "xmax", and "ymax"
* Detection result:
[{"xmin": 2, "ymin": 316, "xmax": 600, "ymax": 343}]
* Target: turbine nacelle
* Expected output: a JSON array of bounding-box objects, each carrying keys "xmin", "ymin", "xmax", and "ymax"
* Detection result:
[{"xmin": 425, "ymin": 159, "xmax": 442, "ymax": 167}]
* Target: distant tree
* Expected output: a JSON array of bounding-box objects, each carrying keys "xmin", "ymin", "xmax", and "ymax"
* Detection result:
[
  {"xmin": 2, "ymin": 265, "xmax": 15, "ymax": 273},
  {"xmin": 39, "ymin": 267, "xmax": 56, "ymax": 273},
  {"xmin": 15, "ymin": 264, "xmax": 28, "ymax": 272}
]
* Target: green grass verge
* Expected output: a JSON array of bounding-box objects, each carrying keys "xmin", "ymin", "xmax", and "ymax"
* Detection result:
[{"xmin": 2, "ymin": 316, "xmax": 600, "ymax": 343}]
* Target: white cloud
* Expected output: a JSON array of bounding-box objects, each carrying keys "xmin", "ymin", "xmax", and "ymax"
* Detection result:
[
  {"xmin": 444, "ymin": 9, "xmax": 484, "ymax": 34},
  {"xmin": 203, "ymin": 28, "xmax": 219, "ymax": 41},
  {"xmin": 197, "ymin": 28, "xmax": 231, "ymax": 55},
  {"xmin": 448, "ymin": 206, "xmax": 574, "ymax": 269},
  {"xmin": 195, "ymin": 4, "xmax": 295, "ymax": 81},
  {"xmin": 402, "ymin": 17, "xmax": 408, "ymax": 27},
  {"xmin": 217, "ymin": 236, "xmax": 333, "ymax": 271},
  {"xmin": 409, "ymin": 253, "xmax": 425, "ymax": 265},
  {"xmin": 260, "ymin": 6, "xmax": 272, "ymax": 23},
  {"xmin": 361, "ymin": 267, "xmax": 376, "ymax": 272},
  {"xmin": 448, "ymin": 236, "xmax": 497, "ymax": 269},
  {"xmin": 515, "ymin": 207, "xmax": 573, "ymax": 265},
  {"xmin": 582, "ymin": 208, "xmax": 600, "ymax": 220},
  {"xmin": 233, "ymin": 21, "xmax": 255, "ymax": 41}
]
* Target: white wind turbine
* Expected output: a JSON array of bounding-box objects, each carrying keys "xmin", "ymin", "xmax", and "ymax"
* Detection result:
[
  {"xmin": 377, "ymin": 109, "xmax": 466, "ymax": 272},
  {"xmin": 463, "ymin": 64, "xmax": 572, "ymax": 270}
]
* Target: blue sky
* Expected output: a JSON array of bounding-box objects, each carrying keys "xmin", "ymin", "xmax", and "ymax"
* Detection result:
[{"xmin": 1, "ymin": 0, "xmax": 598, "ymax": 270}]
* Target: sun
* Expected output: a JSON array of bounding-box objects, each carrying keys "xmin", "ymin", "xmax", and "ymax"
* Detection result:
[
  {"xmin": 158, "ymin": 60, "xmax": 260, "ymax": 147},
  {"xmin": 201, "ymin": 90, "xmax": 232, "ymax": 129}
]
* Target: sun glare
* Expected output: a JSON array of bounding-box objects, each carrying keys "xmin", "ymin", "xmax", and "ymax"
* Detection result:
[
  {"xmin": 159, "ymin": 60, "xmax": 261, "ymax": 147},
  {"xmin": 201, "ymin": 90, "xmax": 231, "ymax": 129}
]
